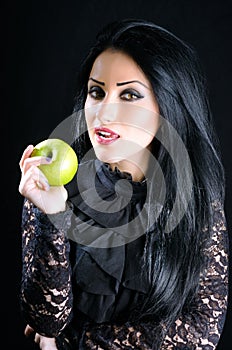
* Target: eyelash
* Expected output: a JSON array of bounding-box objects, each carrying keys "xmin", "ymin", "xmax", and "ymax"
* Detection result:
[
  {"xmin": 87, "ymin": 86, "xmax": 144, "ymax": 101},
  {"xmin": 88, "ymin": 86, "xmax": 105, "ymax": 100}
]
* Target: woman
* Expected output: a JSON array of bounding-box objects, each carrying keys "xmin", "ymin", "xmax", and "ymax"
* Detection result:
[{"xmin": 19, "ymin": 19, "xmax": 229, "ymax": 349}]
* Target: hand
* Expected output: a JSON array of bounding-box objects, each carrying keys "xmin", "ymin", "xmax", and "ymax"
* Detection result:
[
  {"xmin": 25, "ymin": 325, "xmax": 58, "ymax": 350},
  {"xmin": 19, "ymin": 145, "xmax": 68, "ymax": 214}
]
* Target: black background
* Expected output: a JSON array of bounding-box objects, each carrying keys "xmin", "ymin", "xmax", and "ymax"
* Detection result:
[{"xmin": 4, "ymin": 0, "xmax": 231, "ymax": 348}]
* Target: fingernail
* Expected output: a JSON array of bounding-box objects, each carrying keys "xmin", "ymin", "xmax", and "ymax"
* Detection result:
[{"xmin": 46, "ymin": 157, "xmax": 52, "ymax": 163}]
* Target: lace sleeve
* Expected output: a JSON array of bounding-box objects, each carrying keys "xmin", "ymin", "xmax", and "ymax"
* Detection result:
[
  {"xmin": 83, "ymin": 201, "xmax": 229, "ymax": 350},
  {"xmin": 20, "ymin": 199, "xmax": 74, "ymax": 337}
]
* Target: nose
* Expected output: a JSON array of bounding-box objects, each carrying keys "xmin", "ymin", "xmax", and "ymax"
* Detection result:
[{"xmin": 96, "ymin": 102, "xmax": 120, "ymax": 123}]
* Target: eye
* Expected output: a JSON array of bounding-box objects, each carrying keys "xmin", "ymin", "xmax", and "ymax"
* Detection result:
[
  {"xmin": 88, "ymin": 86, "xmax": 105, "ymax": 100},
  {"xmin": 120, "ymin": 89, "xmax": 144, "ymax": 101}
]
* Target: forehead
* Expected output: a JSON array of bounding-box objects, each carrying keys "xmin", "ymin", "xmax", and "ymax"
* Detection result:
[{"xmin": 89, "ymin": 49, "xmax": 148, "ymax": 82}]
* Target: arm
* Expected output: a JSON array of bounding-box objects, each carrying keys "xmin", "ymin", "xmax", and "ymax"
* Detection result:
[
  {"xmin": 82, "ymin": 201, "xmax": 229, "ymax": 350},
  {"xmin": 20, "ymin": 199, "xmax": 74, "ymax": 337}
]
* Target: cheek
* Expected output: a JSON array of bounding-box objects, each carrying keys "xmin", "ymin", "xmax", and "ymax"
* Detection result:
[
  {"xmin": 85, "ymin": 107, "xmax": 95, "ymax": 128},
  {"xmin": 84, "ymin": 97, "xmax": 94, "ymax": 119},
  {"xmin": 146, "ymin": 116, "xmax": 160, "ymax": 136},
  {"xmin": 120, "ymin": 104, "xmax": 160, "ymax": 134},
  {"xmin": 84, "ymin": 95, "xmax": 92, "ymax": 108},
  {"xmin": 84, "ymin": 99, "xmax": 100, "ymax": 125},
  {"xmin": 132, "ymin": 130, "xmax": 155, "ymax": 148},
  {"xmin": 128, "ymin": 117, "xmax": 160, "ymax": 149},
  {"xmin": 131, "ymin": 115, "xmax": 160, "ymax": 139},
  {"xmin": 84, "ymin": 115, "xmax": 95, "ymax": 144}
]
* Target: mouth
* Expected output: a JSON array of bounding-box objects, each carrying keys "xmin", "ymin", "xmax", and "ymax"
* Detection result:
[{"xmin": 95, "ymin": 127, "xmax": 120, "ymax": 145}]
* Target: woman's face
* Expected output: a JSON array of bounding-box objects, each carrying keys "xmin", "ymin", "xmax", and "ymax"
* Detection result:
[{"xmin": 84, "ymin": 49, "xmax": 160, "ymax": 172}]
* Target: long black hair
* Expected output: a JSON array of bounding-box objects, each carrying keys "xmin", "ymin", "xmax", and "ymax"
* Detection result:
[{"xmin": 72, "ymin": 19, "xmax": 225, "ymax": 327}]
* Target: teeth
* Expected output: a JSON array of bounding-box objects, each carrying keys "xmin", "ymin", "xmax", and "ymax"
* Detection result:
[{"xmin": 99, "ymin": 131, "xmax": 111, "ymax": 137}]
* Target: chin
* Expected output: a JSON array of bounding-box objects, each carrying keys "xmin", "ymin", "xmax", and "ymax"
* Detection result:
[
  {"xmin": 93, "ymin": 142, "xmax": 145, "ymax": 165},
  {"xmin": 95, "ymin": 152, "xmax": 124, "ymax": 164}
]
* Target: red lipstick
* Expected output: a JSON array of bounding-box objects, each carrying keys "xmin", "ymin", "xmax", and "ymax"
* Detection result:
[{"xmin": 95, "ymin": 127, "xmax": 120, "ymax": 145}]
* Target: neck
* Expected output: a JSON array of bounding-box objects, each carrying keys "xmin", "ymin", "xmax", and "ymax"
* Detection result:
[{"xmin": 109, "ymin": 150, "xmax": 150, "ymax": 182}]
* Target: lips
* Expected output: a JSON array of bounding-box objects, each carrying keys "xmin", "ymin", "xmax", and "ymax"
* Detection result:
[{"xmin": 95, "ymin": 127, "xmax": 120, "ymax": 145}]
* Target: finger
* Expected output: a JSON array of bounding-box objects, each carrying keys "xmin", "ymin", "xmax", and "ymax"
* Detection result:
[
  {"xmin": 30, "ymin": 166, "xmax": 51, "ymax": 191},
  {"xmin": 24, "ymin": 324, "xmax": 34, "ymax": 337},
  {"xmin": 22, "ymin": 156, "xmax": 52, "ymax": 176},
  {"xmin": 19, "ymin": 165, "xmax": 50, "ymax": 196},
  {"xmin": 19, "ymin": 145, "xmax": 34, "ymax": 171}
]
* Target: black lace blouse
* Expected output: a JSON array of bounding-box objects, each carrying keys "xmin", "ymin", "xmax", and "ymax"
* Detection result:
[{"xmin": 20, "ymin": 160, "xmax": 229, "ymax": 349}]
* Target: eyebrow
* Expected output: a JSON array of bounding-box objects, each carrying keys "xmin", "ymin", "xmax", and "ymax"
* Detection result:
[
  {"xmin": 117, "ymin": 80, "xmax": 149, "ymax": 89},
  {"xmin": 89, "ymin": 77, "xmax": 149, "ymax": 89},
  {"xmin": 89, "ymin": 77, "xmax": 105, "ymax": 85}
]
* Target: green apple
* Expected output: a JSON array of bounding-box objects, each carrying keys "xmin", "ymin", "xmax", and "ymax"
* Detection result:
[{"xmin": 31, "ymin": 138, "xmax": 78, "ymax": 186}]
